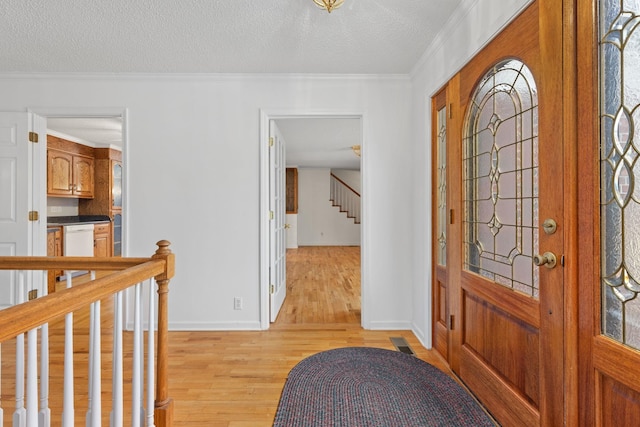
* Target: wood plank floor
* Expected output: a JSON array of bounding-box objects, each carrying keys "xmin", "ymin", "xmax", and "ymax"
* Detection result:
[{"xmin": 1, "ymin": 247, "xmax": 452, "ymax": 426}]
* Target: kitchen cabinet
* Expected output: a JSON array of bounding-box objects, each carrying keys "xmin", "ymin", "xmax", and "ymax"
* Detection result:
[
  {"xmin": 93, "ymin": 222, "xmax": 111, "ymax": 257},
  {"xmin": 47, "ymin": 226, "xmax": 63, "ymax": 294},
  {"xmin": 47, "ymin": 135, "xmax": 95, "ymax": 198}
]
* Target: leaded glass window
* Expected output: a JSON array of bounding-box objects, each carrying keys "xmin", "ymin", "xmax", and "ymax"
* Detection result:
[
  {"xmin": 437, "ymin": 106, "xmax": 447, "ymax": 266},
  {"xmin": 600, "ymin": 0, "xmax": 640, "ymax": 349},
  {"xmin": 463, "ymin": 59, "xmax": 540, "ymax": 298}
]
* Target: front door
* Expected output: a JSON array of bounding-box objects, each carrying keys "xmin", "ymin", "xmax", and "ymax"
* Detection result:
[{"xmin": 446, "ymin": 2, "xmax": 565, "ymax": 425}]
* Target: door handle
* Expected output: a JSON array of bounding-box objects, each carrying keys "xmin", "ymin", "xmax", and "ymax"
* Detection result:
[
  {"xmin": 533, "ymin": 252, "xmax": 557, "ymax": 269},
  {"xmin": 284, "ymin": 223, "xmax": 291, "ymax": 229}
]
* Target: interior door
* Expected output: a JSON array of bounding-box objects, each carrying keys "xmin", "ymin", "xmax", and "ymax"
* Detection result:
[
  {"xmin": 269, "ymin": 120, "xmax": 287, "ymax": 322},
  {"xmin": 0, "ymin": 112, "xmax": 46, "ymax": 308},
  {"xmin": 448, "ymin": 2, "xmax": 565, "ymax": 426},
  {"xmin": 578, "ymin": 0, "xmax": 640, "ymax": 423}
]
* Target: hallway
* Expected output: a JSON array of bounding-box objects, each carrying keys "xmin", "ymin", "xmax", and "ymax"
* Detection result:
[{"xmin": 276, "ymin": 246, "xmax": 361, "ymax": 325}]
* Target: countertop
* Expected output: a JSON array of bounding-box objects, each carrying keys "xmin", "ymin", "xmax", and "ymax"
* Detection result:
[{"xmin": 47, "ymin": 215, "xmax": 111, "ymax": 226}]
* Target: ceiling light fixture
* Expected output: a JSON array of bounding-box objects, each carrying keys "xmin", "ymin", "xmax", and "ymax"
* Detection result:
[
  {"xmin": 313, "ymin": 0, "xmax": 344, "ymax": 13},
  {"xmin": 351, "ymin": 145, "xmax": 361, "ymax": 157}
]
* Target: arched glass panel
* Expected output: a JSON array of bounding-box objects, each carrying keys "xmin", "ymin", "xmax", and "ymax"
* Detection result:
[
  {"xmin": 463, "ymin": 59, "xmax": 540, "ymax": 298},
  {"xmin": 600, "ymin": 0, "xmax": 640, "ymax": 350}
]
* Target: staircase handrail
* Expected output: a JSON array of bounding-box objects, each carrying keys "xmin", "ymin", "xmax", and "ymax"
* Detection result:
[
  {"xmin": 330, "ymin": 173, "xmax": 360, "ymax": 197},
  {"xmin": 0, "ymin": 240, "xmax": 175, "ymax": 426}
]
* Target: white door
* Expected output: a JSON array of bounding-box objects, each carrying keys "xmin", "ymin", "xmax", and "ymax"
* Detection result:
[
  {"xmin": 0, "ymin": 112, "xmax": 46, "ymax": 308},
  {"xmin": 269, "ymin": 120, "xmax": 287, "ymax": 322}
]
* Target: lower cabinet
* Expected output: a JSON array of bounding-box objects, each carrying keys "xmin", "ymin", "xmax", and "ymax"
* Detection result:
[
  {"xmin": 94, "ymin": 222, "xmax": 111, "ymax": 257},
  {"xmin": 47, "ymin": 226, "xmax": 63, "ymax": 294}
]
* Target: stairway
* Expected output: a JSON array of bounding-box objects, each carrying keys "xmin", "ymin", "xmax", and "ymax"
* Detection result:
[{"xmin": 330, "ymin": 173, "xmax": 361, "ymax": 224}]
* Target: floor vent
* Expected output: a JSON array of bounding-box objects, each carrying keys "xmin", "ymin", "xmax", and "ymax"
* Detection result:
[{"xmin": 390, "ymin": 337, "xmax": 415, "ymax": 356}]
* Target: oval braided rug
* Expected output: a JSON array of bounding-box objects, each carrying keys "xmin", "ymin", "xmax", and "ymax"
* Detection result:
[{"xmin": 273, "ymin": 347, "xmax": 494, "ymax": 426}]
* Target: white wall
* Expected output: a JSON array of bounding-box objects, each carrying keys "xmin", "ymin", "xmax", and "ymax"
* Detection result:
[
  {"xmin": 297, "ymin": 168, "xmax": 360, "ymax": 246},
  {"xmin": 408, "ymin": 0, "xmax": 533, "ymax": 346},
  {"xmin": 0, "ymin": 73, "xmax": 413, "ymax": 330}
]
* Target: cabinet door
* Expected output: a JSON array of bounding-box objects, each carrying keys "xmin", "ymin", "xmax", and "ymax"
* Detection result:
[
  {"xmin": 73, "ymin": 155, "xmax": 94, "ymax": 198},
  {"xmin": 47, "ymin": 150, "xmax": 73, "ymax": 196},
  {"xmin": 93, "ymin": 223, "xmax": 110, "ymax": 257},
  {"xmin": 112, "ymin": 212, "xmax": 122, "ymax": 257},
  {"xmin": 112, "ymin": 161, "xmax": 122, "ymax": 208}
]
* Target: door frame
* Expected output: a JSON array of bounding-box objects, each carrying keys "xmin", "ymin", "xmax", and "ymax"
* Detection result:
[
  {"xmin": 258, "ymin": 109, "xmax": 366, "ymax": 329},
  {"xmin": 29, "ymin": 107, "xmax": 129, "ymax": 256}
]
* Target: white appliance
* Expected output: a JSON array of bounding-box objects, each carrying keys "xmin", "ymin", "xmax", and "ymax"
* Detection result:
[{"xmin": 63, "ymin": 224, "xmax": 94, "ymax": 257}]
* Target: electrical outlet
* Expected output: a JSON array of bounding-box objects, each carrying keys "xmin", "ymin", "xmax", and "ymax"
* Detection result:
[{"xmin": 234, "ymin": 297, "xmax": 243, "ymax": 310}]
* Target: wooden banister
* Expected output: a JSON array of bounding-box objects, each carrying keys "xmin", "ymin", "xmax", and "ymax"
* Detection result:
[
  {"xmin": 0, "ymin": 240, "xmax": 175, "ymax": 427},
  {"xmin": 330, "ymin": 173, "xmax": 360, "ymax": 197},
  {"xmin": 152, "ymin": 240, "xmax": 175, "ymax": 425}
]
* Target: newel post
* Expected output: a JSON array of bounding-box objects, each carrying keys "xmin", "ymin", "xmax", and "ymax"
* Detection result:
[{"xmin": 152, "ymin": 240, "xmax": 175, "ymax": 426}]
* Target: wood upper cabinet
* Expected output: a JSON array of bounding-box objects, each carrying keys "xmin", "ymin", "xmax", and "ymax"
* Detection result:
[{"xmin": 47, "ymin": 135, "xmax": 94, "ymax": 198}]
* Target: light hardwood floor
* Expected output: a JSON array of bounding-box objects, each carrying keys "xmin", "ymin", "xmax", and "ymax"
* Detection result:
[{"xmin": 1, "ymin": 247, "xmax": 451, "ymax": 427}]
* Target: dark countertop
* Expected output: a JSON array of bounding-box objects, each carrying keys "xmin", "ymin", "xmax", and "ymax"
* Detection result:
[{"xmin": 47, "ymin": 215, "xmax": 111, "ymax": 226}]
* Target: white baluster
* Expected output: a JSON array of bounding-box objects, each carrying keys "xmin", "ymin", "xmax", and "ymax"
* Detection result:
[
  {"xmin": 38, "ymin": 322, "xmax": 50, "ymax": 427},
  {"xmin": 1, "ymin": 342, "xmax": 3, "ymax": 426},
  {"xmin": 14, "ymin": 271, "xmax": 26, "ymax": 427},
  {"xmin": 131, "ymin": 283, "xmax": 142, "ymax": 427},
  {"xmin": 87, "ymin": 271, "xmax": 101, "ymax": 427},
  {"xmin": 146, "ymin": 279, "xmax": 155, "ymax": 427},
  {"xmin": 26, "ymin": 328, "xmax": 37, "ymax": 427},
  {"xmin": 62, "ymin": 272, "xmax": 74, "ymax": 427},
  {"xmin": 39, "ymin": 272, "xmax": 50, "ymax": 427},
  {"xmin": 111, "ymin": 291, "xmax": 123, "ymax": 427}
]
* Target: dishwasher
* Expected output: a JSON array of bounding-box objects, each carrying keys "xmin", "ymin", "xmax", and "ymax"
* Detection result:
[{"xmin": 63, "ymin": 224, "xmax": 94, "ymax": 275}]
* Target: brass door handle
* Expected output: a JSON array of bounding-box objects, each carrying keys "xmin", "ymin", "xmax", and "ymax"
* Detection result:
[
  {"xmin": 533, "ymin": 252, "xmax": 557, "ymax": 269},
  {"xmin": 284, "ymin": 223, "xmax": 291, "ymax": 229}
]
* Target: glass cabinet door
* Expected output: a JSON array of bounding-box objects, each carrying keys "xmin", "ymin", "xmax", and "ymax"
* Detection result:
[{"xmin": 112, "ymin": 161, "xmax": 122, "ymax": 208}]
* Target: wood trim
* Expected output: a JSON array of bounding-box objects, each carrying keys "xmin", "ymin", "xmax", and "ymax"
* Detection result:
[
  {"xmin": 576, "ymin": 0, "xmax": 599, "ymax": 425},
  {"xmin": 593, "ymin": 336, "xmax": 640, "ymax": 393},
  {"xmin": 460, "ymin": 345, "xmax": 539, "ymax": 426},
  {"xmin": 462, "ymin": 271, "xmax": 540, "ymax": 329},
  {"xmin": 447, "ymin": 72, "xmax": 462, "ymax": 374},
  {"xmin": 1, "ymin": 256, "xmax": 151, "ymax": 270},
  {"xmin": 561, "ymin": 0, "xmax": 580, "ymax": 423},
  {"xmin": 47, "ymin": 134, "xmax": 95, "ymax": 157}
]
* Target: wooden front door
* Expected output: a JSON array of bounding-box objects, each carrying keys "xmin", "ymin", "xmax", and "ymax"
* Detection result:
[
  {"xmin": 578, "ymin": 0, "xmax": 640, "ymax": 424},
  {"xmin": 443, "ymin": 2, "xmax": 565, "ymax": 426}
]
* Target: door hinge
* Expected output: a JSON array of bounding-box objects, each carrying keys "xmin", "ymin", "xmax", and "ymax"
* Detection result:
[
  {"xmin": 449, "ymin": 314, "xmax": 455, "ymax": 330},
  {"xmin": 28, "ymin": 211, "xmax": 39, "ymax": 221},
  {"xmin": 269, "ymin": 137, "xmax": 274, "ymax": 147},
  {"xmin": 28, "ymin": 289, "xmax": 38, "ymax": 301},
  {"xmin": 270, "ymin": 211, "xmax": 274, "ymax": 220},
  {"xmin": 449, "ymin": 103, "xmax": 453, "ymax": 119},
  {"xmin": 28, "ymin": 132, "xmax": 39, "ymax": 143},
  {"xmin": 270, "ymin": 284, "xmax": 275, "ymax": 294},
  {"xmin": 449, "ymin": 209, "xmax": 454, "ymax": 225}
]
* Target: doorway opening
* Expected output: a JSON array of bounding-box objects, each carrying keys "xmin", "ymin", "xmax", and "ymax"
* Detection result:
[{"xmin": 259, "ymin": 111, "xmax": 365, "ymax": 329}]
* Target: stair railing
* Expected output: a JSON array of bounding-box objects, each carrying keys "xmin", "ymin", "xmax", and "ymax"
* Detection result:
[
  {"xmin": 330, "ymin": 173, "xmax": 361, "ymax": 224},
  {"xmin": 0, "ymin": 240, "xmax": 175, "ymax": 427}
]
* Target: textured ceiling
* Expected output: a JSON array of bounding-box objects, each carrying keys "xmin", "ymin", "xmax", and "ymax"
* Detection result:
[{"xmin": 0, "ymin": 0, "xmax": 462, "ymax": 74}]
